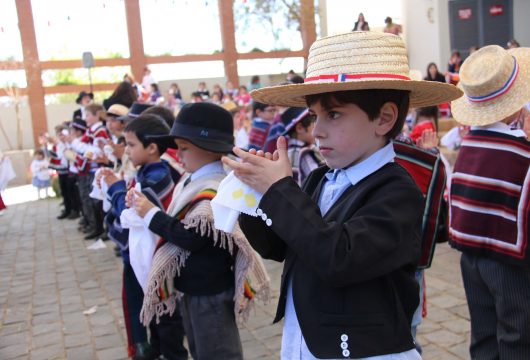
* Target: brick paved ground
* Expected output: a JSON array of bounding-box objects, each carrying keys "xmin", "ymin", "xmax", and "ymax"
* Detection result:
[{"xmin": 0, "ymin": 197, "xmax": 471, "ymax": 359}]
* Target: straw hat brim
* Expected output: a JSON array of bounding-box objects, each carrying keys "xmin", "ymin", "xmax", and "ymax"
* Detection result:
[
  {"xmin": 451, "ymin": 48, "xmax": 530, "ymax": 126},
  {"xmin": 250, "ymin": 79, "xmax": 463, "ymax": 108}
]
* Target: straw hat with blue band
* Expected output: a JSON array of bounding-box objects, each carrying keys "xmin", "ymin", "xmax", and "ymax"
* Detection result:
[
  {"xmin": 451, "ymin": 45, "xmax": 530, "ymax": 126},
  {"xmin": 250, "ymin": 31, "xmax": 463, "ymax": 108}
]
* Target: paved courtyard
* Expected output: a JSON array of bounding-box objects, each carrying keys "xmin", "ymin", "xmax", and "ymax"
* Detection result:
[{"xmin": 0, "ymin": 195, "xmax": 471, "ymax": 359}]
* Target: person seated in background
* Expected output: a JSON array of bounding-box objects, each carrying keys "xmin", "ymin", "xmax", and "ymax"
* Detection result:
[
  {"xmin": 383, "ymin": 16, "xmax": 402, "ymax": 35},
  {"xmin": 234, "ymin": 85, "xmax": 251, "ymax": 106},
  {"xmin": 424, "ymin": 62, "xmax": 446, "ymax": 83},
  {"xmin": 197, "ymin": 81, "xmax": 210, "ymax": 100}
]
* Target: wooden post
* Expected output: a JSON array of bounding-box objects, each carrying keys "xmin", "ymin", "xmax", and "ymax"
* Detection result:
[
  {"xmin": 300, "ymin": 0, "xmax": 317, "ymax": 71},
  {"xmin": 218, "ymin": 0, "xmax": 239, "ymax": 87},
  {"xmin": 16, "ymin": 0, "xmax": 47, "ymax": 147},
  {"xmin": 124, "ymin": 0, "xmax": 146, "ymax": 84}
]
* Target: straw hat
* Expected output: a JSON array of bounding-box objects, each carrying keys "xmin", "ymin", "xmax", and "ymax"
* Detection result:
[
  {"xmin": 451, "ymin": 45, "xmax": 530, "ymax": 126},
  {"xmin": 250, "ymin": 31, "xmax": 463, "ymax": 107},
  {"xmin": 106, "ymin": 104, "xmax": 129, "ymax": 119}
]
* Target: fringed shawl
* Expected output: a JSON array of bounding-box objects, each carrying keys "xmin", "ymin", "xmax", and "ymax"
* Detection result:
[{"xmin": 140, "ymin": 172, "xmax": 270, "ymax": 325}]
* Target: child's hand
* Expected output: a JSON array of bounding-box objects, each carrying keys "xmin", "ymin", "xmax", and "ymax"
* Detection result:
[
  {"xmin": 417, "ymin": 129, "xmax": 438, "ymax": 150},
  {"xmin": 125, "ymin": 188, "xmax": 135, "ymax": 208},
  {"xmin": 98, "ymin": 168, "xmax": 119, "ymax": 187},
  {"xmin": 222, "ymin": 136, "xmax": 292, "ymax": 194},
  {"xmin": 129, "ymin": 190, "xmax": 156, "ymax": 217}
]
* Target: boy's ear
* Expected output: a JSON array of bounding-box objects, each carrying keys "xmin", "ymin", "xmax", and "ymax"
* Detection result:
[
  {"xmin": 375, "ymin": 102, "xmax": 398, "ymax": 137},
  {"xmin": 146, "ymin": 142, "xmax": 159, "ymax": 155}
]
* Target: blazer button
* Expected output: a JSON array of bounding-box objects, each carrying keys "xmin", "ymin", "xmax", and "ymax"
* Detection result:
[
  {"xmin": 256, "ymin": 208, "xmax": 263, "ymax": 216},
  {"xmin": 261, "ymin": 213, "xmax": 267, "ymax": 221},
  {"xmin": 340, "ymin": 341, "xmax": 348, "ymax": 349},
  {"xmin": 340, "ymin": 334, "xmax": 348, "ymax": 342},
  {"xmin": 265, "ymin": 218, "xmax": 272, "ymax": 226},
  {"xmin": 342, "ymin": 349, "xmax": 350, "ymax": 357}
]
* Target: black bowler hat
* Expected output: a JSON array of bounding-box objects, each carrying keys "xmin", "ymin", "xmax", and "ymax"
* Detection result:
[
  {"xmin": 117, "ymin": 102, "xmax": 153, "ymax": 122},
  {"xmin": 148, "ymin": 102, "xmax": 234, "ymax": 153},
  {"xmin": 76, "ymin": 91, "xmax": 94, "ymax": 104},
  {"xmin": 71, "ymin": 118, "xmax": 87, "ymax": 131}
]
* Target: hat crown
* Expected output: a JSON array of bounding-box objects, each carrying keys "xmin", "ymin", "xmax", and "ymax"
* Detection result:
[
  {"xmin": 459, "ymin": 45, "xmax": 517, "ymax": 98},
  {"xmin": 305, "ymin": 32, "xmax": 410, "ymax": 80}
]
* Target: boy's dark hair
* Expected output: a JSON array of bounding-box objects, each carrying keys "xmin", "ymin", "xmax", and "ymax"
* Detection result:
[
  {"xmin": 252, "ymin": 101, "xmax": 269, "ymax": 118},
  {"xmin": 287, "ymin": 115, "xmax": 314, "ymax": 137},
  {"xmin": 416, "ymin": 106, "xmax": 439, "ymax": 131},
  {"xmin": 124, "ymin": 114, "xmax": 170, "ymax": 154},
  {"xmin": 34, "ymin": 149, "xmax": 45, "ymax": 157},
  {"xmin": 142, "ymin": 106, "xmax": 175, "ymax": 128},
  {"xmin": 305, "ymin": 89, "xmax": 410, "ymax": 140}
]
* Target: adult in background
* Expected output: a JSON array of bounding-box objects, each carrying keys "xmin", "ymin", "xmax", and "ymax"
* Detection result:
[
  {"xmin": 352, "ymin": 12, "xmax": 369, "ymax": 31},
  {"xmin": 383, "ymin": 17, "xmax": 402, "ymax": 35},
  {"xmin": 103, "ymin": 81, "xmax": 137, "ymax": 110},
  {"xmin": 424, "ymin": 62, "xmax": 446, "ymax": 83},
  {"xmin": 73, "ymin": 91, "xmax": 93, "ymax": 121}
]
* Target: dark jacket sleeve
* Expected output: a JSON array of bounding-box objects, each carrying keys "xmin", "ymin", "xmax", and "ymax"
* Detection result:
[
  {"xmin": 148, "ymin": 210, "xmax": 209, "ymax": 252},
  {"xmin": 239, "ymin": 213, "xmax": 287, "ymax": 262},
  {"xmin": 258, "ymin": 176, "xmax": 423, "ymax": 287}
]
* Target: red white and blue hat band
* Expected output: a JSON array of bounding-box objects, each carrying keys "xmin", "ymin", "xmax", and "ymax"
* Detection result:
[
  {"xmin": 304, "ymin": 73, "xmax": 411, "ymax": 84},
  {"xmin": 466, "ymin": 56, "xmax": 519, "ymax": 103}
]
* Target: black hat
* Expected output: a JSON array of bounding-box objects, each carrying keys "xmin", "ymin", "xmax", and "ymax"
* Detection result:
[
  {"xmin": 148, "ymin": 102, "xmax": 234, "ymax": 153},
  {"xmin": 71, "ymin": 118, "xmax": 87, "ymax": 131},
  {"xmin": 76, "ymin": 91, "xmax": 94, "ymax": 105},
  {"xmin": 117, "ymin": 102, "xmax": 153, "ymax": 122},
  {"xmin": 282, "ymin": 108, "xmax": 310, "ymax": 136},
  {"xmin": 280, "ymin": 107, "xmax": 307, "ymax": 126}
]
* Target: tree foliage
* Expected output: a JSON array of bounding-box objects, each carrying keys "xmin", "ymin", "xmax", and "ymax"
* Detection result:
[{"xmin": 234, "ymin": 0, "xmax": 303, "ymax": 50}]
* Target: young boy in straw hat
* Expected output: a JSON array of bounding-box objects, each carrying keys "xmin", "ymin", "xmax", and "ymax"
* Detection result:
[
  {"xmin": 223, "ymin": 31, "xmax": 462, "ymax": 359},
  {"xmin": 448, "ymin": 45, "xmax": 530, "ymax": 359}
]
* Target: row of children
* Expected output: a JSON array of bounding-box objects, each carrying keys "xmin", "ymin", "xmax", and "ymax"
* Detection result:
[{"xmin": 56, "ymin": 30, "xmax": 529, "ymax": 359}]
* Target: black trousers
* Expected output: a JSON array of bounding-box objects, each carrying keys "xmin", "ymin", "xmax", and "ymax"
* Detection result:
[
  {"xmin": 461, "ymin": 252, "xmax": 530, "ymax": 360},
  {"xmin": 123, "ymin": 261, "xmax": 148, "ymax": 345},
  {"xmin": 66, "ymin": 174, "xmax": 81, "ymax": 213},
  {"xmin": 150, "ymin": 311, "xmax": 188, "ymax": 360},
  {"xmin": 58, "ymin": 173, "xmax": 70, "ymax": 213}
]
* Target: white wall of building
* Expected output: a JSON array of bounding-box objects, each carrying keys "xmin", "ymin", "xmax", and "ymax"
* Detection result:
[{"xmin": 514, "ymin": 0, "xmax": 530, "ymax": 46}]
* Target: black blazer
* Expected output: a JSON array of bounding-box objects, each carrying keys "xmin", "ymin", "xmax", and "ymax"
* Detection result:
[
  {"xmin": 240, "ymin": 163, "xmax": 423, "ymax": 358},
  {"xmin": 72, "ymin": 108, "xmax": 82, "ymax": 121}
]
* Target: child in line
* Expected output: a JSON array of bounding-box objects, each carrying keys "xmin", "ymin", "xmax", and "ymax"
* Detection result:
[
  {"xmin": 31, "ymin": 149, "xmax": 51, "ymax": 199},
  {"xmin": 224, "ymin": 31, "xmax": 462, "ymax": 359},
  {"xmin": 282, "ymin": 107, "xmax": 323, "ymax": 186},
  {"xmin": 448, "ymin": 45, "xmax": 530, "ymax": 359},
  {"xmin": 75, "ymin": 103, "xmax": 110, "ymax": 239},
  {"xmin": 99, "ymin": 114, "xmax": 187, "ymax": 360},
  {"xmin": 48, "ymin": 125, "xmax": 72, "ymax": 219},
  {"xmin": 127, "ymin": 103, "xmax": 269, "ymax": 360},
  {"xmin": 247, "ymin": 102, "xmax": 277, "ymax": 150}
]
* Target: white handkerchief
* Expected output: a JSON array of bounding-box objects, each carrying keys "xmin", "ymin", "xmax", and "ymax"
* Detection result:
[
  {"xmin": 211, "ymin": 171, "xmax": 263, "ymax": 233},
  {"xmin": 120, "ymin": 184, "xmax": 158, "ymax": 293},
  {"xmin": 88, "ymin": 168, "xmax": 112, "ymax": 212}
]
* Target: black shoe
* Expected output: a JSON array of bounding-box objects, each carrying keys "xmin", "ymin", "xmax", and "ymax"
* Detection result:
[
  {"xmin": 78, "ymin": 218, "xmax": 88, "ymax": 226},
  {"xmin": 57, "ymin": 212, "xmax": 70, "ymax": 220},
  {"xmin": 67, "ymin": 212, "xmax": 80, "ymax": 220},
  {"xmin": 101, "ymin": 232, "xmax": 109, "ymax": 241},
  {"xmin": 132, "ymin": 342, "xmax": 158, "ymax": 360},
  {"xmin": 81, "ymin": 226, "xmax": 93, "ymax": 234},
  {"xmin": 84, "ymin": 230, "xmax": 103, "ymax": 240}
]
